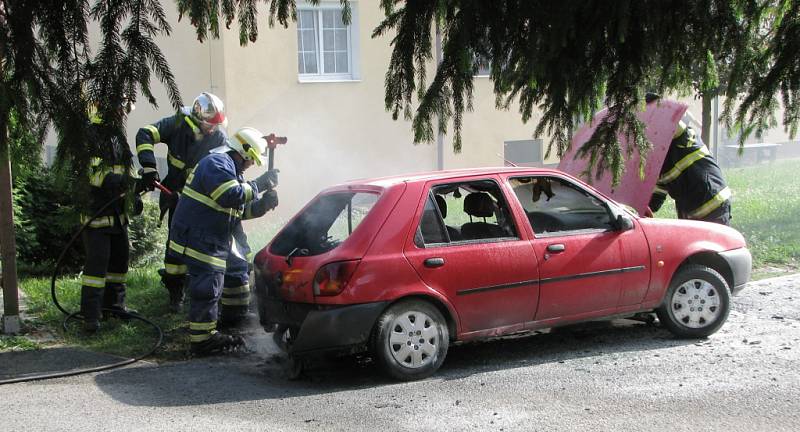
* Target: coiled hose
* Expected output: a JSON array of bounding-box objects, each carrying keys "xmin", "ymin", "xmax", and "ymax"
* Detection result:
[{"xmin": 0, "ymin": 192, "xmax": 163, "ymax": 385}]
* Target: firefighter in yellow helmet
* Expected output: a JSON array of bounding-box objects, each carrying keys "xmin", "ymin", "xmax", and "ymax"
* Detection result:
[{"xmin": 167, "ymin": 127, "xmax": 279, "ymax": 355}]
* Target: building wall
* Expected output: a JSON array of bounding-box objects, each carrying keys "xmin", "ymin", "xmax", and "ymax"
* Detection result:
[
  {"xmin": 49, "ymin": 2, "xmax": 797, "ymax": 223},
  {"xmin": 215, "ymin": 1, "xmax": 548, "ymax": 218}
]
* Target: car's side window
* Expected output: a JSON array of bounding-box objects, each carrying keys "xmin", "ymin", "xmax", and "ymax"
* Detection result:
[
  {"xmin": 416, "ymin": 193, "xmax": 448, "ymax": 246},
  {"xmin": 415, "ymin": 179, "xmax": 519, "ymax": 247},
  {"xmin": 510, "ymin": 176, "xmax": 614, "ymax": 236}
]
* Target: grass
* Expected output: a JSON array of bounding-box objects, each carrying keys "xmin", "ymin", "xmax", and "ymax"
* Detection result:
[
  {"xmin": 0, "ymin": 335, "xmax": 41, "ymax": 352},
  {"xmin": 15, "ymin": 219, "xmax": 287, "ymax": 361},
  {"xmin": 20, "ymin": 266, "xmax": 188, "ymax": 360},
  {"xmin": 655, "ymin": 158, "xmax": 800, "ymax": 272}
]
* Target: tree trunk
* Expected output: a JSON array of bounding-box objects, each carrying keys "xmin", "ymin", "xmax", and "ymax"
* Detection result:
[
  {"xmin": 0, "ymin": 104, "xmax": 20, "ymax": 331},
  {"xmin": 0, "ymin": 25, "xmax": 20, "ymax": 331},
  {"xmin": 701, "ymin": 92, "xmax": 712, "ymax": 149}
]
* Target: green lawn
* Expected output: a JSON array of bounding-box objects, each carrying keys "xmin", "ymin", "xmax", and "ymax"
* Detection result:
[
  {"xmin": 12, "ymin": 217, "xmax": 288, "ymax": 359},
  {"xmin": 0, "ymin": 335, "xmax": 41, "ymax": 351},
  {"xmin": 19, "ymin": 267, "xmax": 187, "ymax": 359},
  {"xmin": 655, "ymin": 158, "xmax": 800, "ymax": 272}
]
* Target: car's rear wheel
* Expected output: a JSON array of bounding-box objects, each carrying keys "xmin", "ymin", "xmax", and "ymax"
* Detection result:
[
  {"xmin": 656, "ymin": 264, "xmax": 731, "ymax": 338},
  {"xmin": 372, "ymin": 299, "xmax": 449, "ymax": 381},
  {"xmin": 272, "ymin": 324, "xmax": 300, "ymax": 353}
]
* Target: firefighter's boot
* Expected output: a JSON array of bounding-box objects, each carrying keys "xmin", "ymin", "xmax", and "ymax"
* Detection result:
[
  {"xmin": 159, "ymin": 269, "xmax": 185, "ymax": 313},
  {"xmin": 80, "ymin": 285, "xmax": 102, "ymax": 335},
  {"xmin": 101, "ymin": 282, "xmax": 137, "ymax": 320},
  {"xmin": 190, "ymin": 331, "xmax": 246, "ymax": 356}
]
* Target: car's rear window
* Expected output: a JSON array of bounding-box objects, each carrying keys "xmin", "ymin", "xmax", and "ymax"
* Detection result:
[{"xmin": 269, "ymin": 191, "xmax": 379, "ymax": 256}]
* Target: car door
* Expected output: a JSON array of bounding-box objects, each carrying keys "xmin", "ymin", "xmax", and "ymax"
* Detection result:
[
  {"xmin": 507, "ymin": 175, "xmax": 625, "ymax": 321},
  {"xmin": 403, "ymin": 178, "xmax": 540, "ymax": 334}
]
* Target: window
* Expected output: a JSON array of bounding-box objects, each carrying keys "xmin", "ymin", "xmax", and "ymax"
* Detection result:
[
  {"xmin": 297, "ymin": 4, "xmax": 360, "ymax": 81},
  {"xmin": 504, "ymin": 139, "xmax": 544, "ymax": 166},
  {"xmin": 415, "ymin": 180, "xmax": 519, "ymax": 247},
  {"xmin": 270, "ymin": 191, "xmax": 378, "ymax": 256},
  {"xmin": 510, "ymin": 176, "xmax": 614, "ymax": 236}
]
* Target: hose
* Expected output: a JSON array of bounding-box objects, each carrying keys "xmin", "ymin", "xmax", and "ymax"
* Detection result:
[{"xmin": 0, "ymin": 191, "xmax": 164, "ymax": 385}]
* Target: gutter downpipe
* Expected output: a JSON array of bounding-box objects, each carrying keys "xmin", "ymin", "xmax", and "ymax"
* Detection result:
[{"xmin": 435, "ymin": 22, "xmax": 444, "ymax": 171}]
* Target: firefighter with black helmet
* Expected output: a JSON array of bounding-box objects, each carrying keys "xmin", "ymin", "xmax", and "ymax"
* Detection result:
[
  {"xmin": 79, "ymin": 107, "xmax": 142, "ymax": 334},
  {"xmin": 136, "ymin": 92, "xmax": 228, "ymax": 312},
  {"xmin": 167, "ymin": 127, "xmax": 279, "ymax": 355}
]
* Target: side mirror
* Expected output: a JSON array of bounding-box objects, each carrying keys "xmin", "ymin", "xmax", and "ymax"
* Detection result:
[{"xmin": 615, "ymin": 214, "xmax": 634, "ymax": 232}]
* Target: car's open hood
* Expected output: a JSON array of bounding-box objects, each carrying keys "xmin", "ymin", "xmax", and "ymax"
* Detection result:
[{"xmin": 558, "ymin": 100, "xmax": 688, "ymax": 214}]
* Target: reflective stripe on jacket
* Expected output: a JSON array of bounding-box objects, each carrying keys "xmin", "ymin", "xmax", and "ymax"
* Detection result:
[
  {"xmin": 81, "ymin": 122, "xmax": 134, "ymax": 229},
  {"xmin": 135, "ymin": 107, "xmax": 227, "ymax": 194},
  {"xmin": 649, "ymin": 122, "xmax": 730, "ymax": 219},
  {"xmin": 167, "ymin": 152, "xmax": 259, "ymax": 270}
]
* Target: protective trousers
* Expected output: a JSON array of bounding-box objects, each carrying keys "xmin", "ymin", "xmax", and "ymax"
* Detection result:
[
  {"xmin": 220, "ymin": 252, "xmax": 251, "ymax": 326},
  {"xmin": 187, "ymin": 263, "xmax": 224, "ymax": 344},
  {"xmin": 80, "ymin": 225, "xmax": 129, "ymax": 323},
  {"xmin": 162, "ymin": 206, "xmax": 187, "ymax": 309}
]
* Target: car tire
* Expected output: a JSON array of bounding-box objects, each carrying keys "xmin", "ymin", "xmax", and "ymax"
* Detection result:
[
  {"xmin": 656, "ymin": 264, "xmax": 731, "ymax": 338},
  {"xmin": 372, "ymin": 299, "xmax": 449, "ymax": 381},
  {"xmin": 272, "ymin": 324, "xmax": 300, "ymax": 353}
]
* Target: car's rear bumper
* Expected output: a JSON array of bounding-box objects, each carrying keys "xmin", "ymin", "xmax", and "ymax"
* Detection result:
[
  {"xmin": 719, "ymin": 247, "xmax": 752, "ymax": 295},
  {"xmin": 257, "ymin": 296, "xmax": 389, "ymax": 356}
]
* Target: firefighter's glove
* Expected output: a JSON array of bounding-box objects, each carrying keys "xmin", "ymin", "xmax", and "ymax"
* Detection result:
[
  {"xmin": 253, "ymin": 169, "xmax": 279, "ymax": 192},
  {"xmin": 132, "ymin": 195, "xmax": 144, "ymax": 216},
  {"xmin": 141, "ymin": 168, "xmax": 160, "ymax": 192},
  {"xmin": 252, "ymin": 190, "xmax": 279, "ymax": 216}
]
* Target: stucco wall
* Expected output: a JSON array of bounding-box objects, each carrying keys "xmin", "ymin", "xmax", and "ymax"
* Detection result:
[{"xmin": 218, "ymin": 1, "xmax": 548, "ymax": 219}]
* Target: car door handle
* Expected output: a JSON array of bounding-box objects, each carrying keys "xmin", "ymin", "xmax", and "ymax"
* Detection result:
[
  {"xmin": 424, "ymin": 257, "xmax": 445, "ymax": 268},
  {"xmin": 546, "ymin": 244, "xmax": 566, "ymax": 253}
]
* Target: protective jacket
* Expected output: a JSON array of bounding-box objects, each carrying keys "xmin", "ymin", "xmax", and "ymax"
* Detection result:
[
  {"xmin": 136, "ymin": 107, "xmax": 228, "ymax": 304},
  {"xmin": 82, "ymin": 119, "xmax": 135, "ymax": 230},
  {"xmin": 167, "ymin": 151, "xmax": 268, "ymax": 271},
  {"xmin": 135, "ymin": 107, "xmax": 227, "ymax": 202},
  {"xmin": 649, "ymin": 121, "xmax": 731, "ymax": 221},
  {"xmin": 79, "ymin": 118, "xmax": 136, "ymax": 325}
]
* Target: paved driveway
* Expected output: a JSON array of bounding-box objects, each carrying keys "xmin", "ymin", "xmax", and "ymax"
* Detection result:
[{"xmin": 2, "ymin": 274, "xmax": 799, "ymax": 431}]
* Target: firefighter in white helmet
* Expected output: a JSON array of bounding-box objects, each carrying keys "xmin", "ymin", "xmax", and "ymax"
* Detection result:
[
  {"xmin": 166, "ymin": 127, "xmax": 279, "ymax": 355},
  {"xmin": 135, "ymin": 92, "xmax": 228, "ymax": 313}
]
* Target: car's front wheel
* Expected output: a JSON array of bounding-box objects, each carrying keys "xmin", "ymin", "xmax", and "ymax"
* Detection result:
[
  {"xmin": 372, "ymin": 299, "xmax": 449, "ymax": 381},
  {"xmin": 656, "ymin": 264, "xmax": 731, "ymax": 338}
]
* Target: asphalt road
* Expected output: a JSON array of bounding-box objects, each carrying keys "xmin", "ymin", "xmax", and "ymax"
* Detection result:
[{"xmin": 2, "ymin": 274, "xmax": 799, "ymax": 431}]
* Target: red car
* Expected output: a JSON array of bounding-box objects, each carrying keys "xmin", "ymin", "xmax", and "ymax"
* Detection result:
[{"xmin": 254, "ymin": 167, "xmax": 751, "ymax": 380}]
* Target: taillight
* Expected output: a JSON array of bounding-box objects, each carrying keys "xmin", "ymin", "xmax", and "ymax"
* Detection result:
[{"xmin": 313, "ymin": 260, "xmax": 361, "ymax": 296}]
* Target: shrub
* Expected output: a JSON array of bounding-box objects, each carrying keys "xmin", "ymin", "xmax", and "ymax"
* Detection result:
[
  {"xmin": 13, "ymin": 167, "xmax": 82, "ymax": 274},
  {"xmin": 128, "ymin": 198, "xmax": 167, "ymax": 267}
]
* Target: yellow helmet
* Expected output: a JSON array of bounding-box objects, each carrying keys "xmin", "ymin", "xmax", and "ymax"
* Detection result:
[{"xmin": 228, "ymin": 127, "xmax": 268, "ymax": 165}]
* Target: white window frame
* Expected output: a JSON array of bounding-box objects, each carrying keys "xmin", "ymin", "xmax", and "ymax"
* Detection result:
[{"xmin": 297, "ymin": 2, "xmax": 360, "ymax": 83}]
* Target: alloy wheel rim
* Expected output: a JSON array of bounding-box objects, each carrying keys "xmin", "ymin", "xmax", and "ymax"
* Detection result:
[
  {"xmin": 671, "ymin": 278, "xmax": 722, "ymax": 328},
  {"xmin": 388, "ymin": 311, "xmax": 439, "ymax": 369}
]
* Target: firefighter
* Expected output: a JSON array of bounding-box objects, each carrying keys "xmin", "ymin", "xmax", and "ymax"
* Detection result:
[
  {"xmin": 647, "ymin": 95, "xmax": 732, "ymax": 225},
  {"xmin": 136, "ymin": 92, "xmax": 228, "ymax": 313},
  {"xmin": 167, "ymin": 127, "xmax": 279, "ymax": 355},
  {"xmin": 79, "ymin": 108, "xmax": 142, "ymax": 334}
]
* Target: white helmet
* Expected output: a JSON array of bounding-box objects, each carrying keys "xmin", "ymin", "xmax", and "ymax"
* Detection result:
[
  {"xmin": 228, "ymin": 127, "xmax": 268, "ymax": 165},
  {"xmin": 192, "ymin": 92, "xmax": 226, "ymax": 131}
]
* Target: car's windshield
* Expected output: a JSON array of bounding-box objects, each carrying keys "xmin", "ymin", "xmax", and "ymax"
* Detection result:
[{"xmin": 270, "ymin": 191, "xmax": 379, "ymax": 256}]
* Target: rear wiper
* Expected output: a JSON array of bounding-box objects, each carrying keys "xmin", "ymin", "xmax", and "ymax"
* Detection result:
[{"xmin": 285, "ymin": 247, "xmax": 309, "ymax": 267}]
